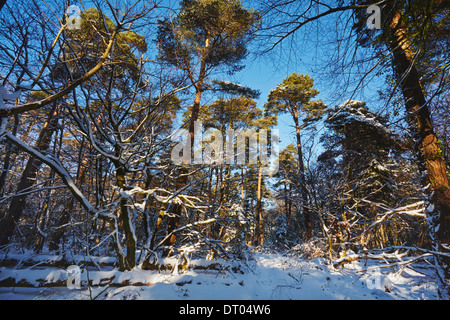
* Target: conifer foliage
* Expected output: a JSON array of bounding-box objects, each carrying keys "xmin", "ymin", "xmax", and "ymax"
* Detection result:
[{"xmin": 0, "ymin": 0, "xmax": 449, "ymax": 297}]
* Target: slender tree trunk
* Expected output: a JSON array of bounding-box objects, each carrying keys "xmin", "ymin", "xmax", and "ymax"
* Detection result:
[
  {"xmin": 0, "ymin": 114, "xmax": 20, "ymax": 197},
  {"xmin": 34, "ymin": 168, "xmax": 55, "ymax": 253},
  {"xmin": 162, "ymin": 202, "xmax": 182, "ymax": 257},
  {"xmin": 0, "ymin": 103, "xmax": 60, "ymax": 246},
  {"xmin": 163, "ymin": 42, "xmax": 209, "ymax": 257},
  {"xmin": 283, "ymin": 167, "xmax": 292, "ymax": 225},
  {"xmin": 114, "ymin": 150, "xmax": 136, "ymax": 270},
  {"xmin": 33, "ymin": 195, "xmax": 50, "ymax": 253},
  {"xmin": 284, "ymin": 177, "xmax": 288, "ymax": 217},
  {"xmin": 389, "ymin": 10, "xmax": 450, "ymax": 248},
  {"xmin": 293, "ymin": 112, "xmax": 312, "ymax": 239},
  {"xmin": 48, "ymin": 138, "xmax": 91, "ymax": 252},
  {"xmin": 142, "ymin": 169, "xmax": 154, "ymax": 241},
  {"xmin": 254, "ymin": 162, "xmax": 264, "ymax": 246},
  {"xmin": 241, "ymin": 167, "xmax": 245, "ymax": 200}
]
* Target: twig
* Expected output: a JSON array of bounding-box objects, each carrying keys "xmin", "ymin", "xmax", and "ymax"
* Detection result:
[{"xmin": 356, "ymin": 253, "xmax": 433, "ymax": 273}]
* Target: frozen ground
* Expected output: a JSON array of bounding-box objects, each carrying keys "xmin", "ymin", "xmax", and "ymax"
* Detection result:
[{"xmin": 0, "ymin": 251, "xmax": 443, "ymax": 300}]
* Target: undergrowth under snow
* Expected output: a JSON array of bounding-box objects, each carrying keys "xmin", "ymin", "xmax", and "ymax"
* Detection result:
[{"xmin": 0, "ymin": 251, "xmax": 443, "ymax": 300}]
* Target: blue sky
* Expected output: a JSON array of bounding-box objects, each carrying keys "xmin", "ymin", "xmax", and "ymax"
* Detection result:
[
  {"xmin": 66, "ymin": 0, "xmax": 388, "ymax": 164},
  {"xmin": 231, "ymin": 39, "xmax": 389, "ymax": 166},
  {"xmin": 231, "ymin": 46, "xmax": 332, "ymax": 163}
]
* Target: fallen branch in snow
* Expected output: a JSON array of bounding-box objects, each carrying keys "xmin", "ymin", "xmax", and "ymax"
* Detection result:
[
  {"xmin": 0, "ymin": 257, "xmax": 241, "ymax": 288},
  {"xmin": 333, "ymin": 245, "xmax": 450, "ymax": 269},
  {"xmin": 333, "ymin": 249, "xmax": 410, "ymax": 268},
  {"xmin": 368, "ymin": 245, "xmax": 450, "ymax": 258},
  {"xmin": 0, "ymin": 253, "xmax": 116, "ymax": 268},
  {"xmin": 355, "ymin": 253, "xmax": 434, "ymax": 273}
]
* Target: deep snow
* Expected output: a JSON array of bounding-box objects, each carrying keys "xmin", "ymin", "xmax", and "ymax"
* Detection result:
[{"xmin": 0, "ymin": 251, "xmax": 443, "ymax": 300}]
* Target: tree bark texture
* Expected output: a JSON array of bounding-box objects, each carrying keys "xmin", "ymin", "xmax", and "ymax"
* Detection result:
[
  {"xmin": 389, "ymin": 10, "xmax": 450, "ymax": 249},
  {"xmin": 114, "ymin": 150, "xmax": 136, "ymax": 270},
  {"xmin": 293, "ymin": 112, "xmax": 312, "ymax": 239}
]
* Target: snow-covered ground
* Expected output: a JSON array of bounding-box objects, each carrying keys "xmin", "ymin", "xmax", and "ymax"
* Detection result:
[{"xmin": 0, "ymin": 251, "xmax": 443, "ymax": 300}]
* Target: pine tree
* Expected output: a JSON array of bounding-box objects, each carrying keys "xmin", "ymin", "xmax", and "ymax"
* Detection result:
[
  {"xmin": 155, "ymin": 0, "xmax": 260, "ymax": 255},
  {"xmin": 156, "ymin": 0, "xmax": 260, "ymax": 141},
  {"xmin": 352, "ymin": 0, "xmax": 450, "ymax": 254},
  {"xmin": 272, "ymin": 144, "xmax": 298, "ymax": 245},
  {"xmin": 266, "ymin": 73, "xmax": 326, "ymax": 239}
]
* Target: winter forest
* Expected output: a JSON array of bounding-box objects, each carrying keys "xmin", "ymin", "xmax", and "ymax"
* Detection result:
[{"xmin": 0, "ymin": 0, "xmax": 449, "ymax": 301}]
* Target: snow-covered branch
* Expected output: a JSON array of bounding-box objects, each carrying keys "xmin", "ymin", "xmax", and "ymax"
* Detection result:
[{"xmin": 4, "ymin": 131, "xmax": 115, "ymax": 222}]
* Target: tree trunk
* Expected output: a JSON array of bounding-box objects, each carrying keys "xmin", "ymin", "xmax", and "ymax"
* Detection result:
[
  {"xmin": 284, "ymin": 177, "xmax": 289, "ymax": 219},
  {"xmin": 162, "ymin": 43, "xmax": 209, "ymax": 257},
  {"xmin": 293, "ymin": 112, "xmax": 312, "ymax": 239},
  {"xmin": 0, "ymin": 114, "xmax": 20, "ymax": 197},
  {"xmin": 114, "ymin": 152, "xmax": 136, "ymax": 270},
  {"xmin": 0, "ymin": 103, "xmax": 60, "ymax": 246},
  {"xmin": 254, "ymin": 162, "xmax": 264, "ymax": 246},
  {"xmin": 48, "ymin": 138, "xmax": 91, "ymax": 252},
  {"xmin": 389, "ymin": 10, "xmax": 450, "ymax": 250},
  {"xmin": 34, "ymin": 169, "xmax": 55, "ymax": 253}
]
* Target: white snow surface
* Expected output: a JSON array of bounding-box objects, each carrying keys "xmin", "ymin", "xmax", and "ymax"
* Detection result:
[{"xmin": 0, "ymin": 252, "xmax": 442, "ymax": 300}]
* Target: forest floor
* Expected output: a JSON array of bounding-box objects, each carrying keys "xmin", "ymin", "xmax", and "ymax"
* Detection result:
[{"xmin": 0, "ymin": 248, "xmax": 444, "ymax": 300}]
